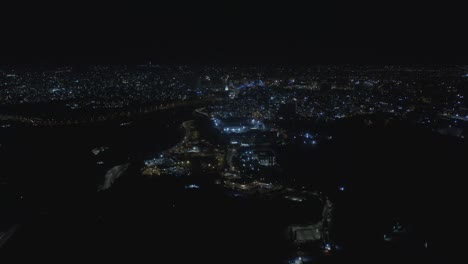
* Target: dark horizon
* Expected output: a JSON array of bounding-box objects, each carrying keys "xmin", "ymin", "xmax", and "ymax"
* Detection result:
[
  {"xmin": 2, "ymin": 43, "xmax": 468, "ymax": 66},
  {"xmin": 1, "ymin": 2, "xmax": 467, "ymax": 66}
]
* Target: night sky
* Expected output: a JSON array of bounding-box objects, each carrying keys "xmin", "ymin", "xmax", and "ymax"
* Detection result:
[{"xmin": 1, "ymin": 2, "xmax": 466, "ymax": 65}]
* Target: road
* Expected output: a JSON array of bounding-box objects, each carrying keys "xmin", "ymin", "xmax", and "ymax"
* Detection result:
[{"xmin": 165, "ymin": 120, "xmax": 195, "ymax": 154}]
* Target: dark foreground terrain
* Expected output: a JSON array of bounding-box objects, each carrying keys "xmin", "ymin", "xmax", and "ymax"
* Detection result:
[{"xmin": 1, "ymin": 111, "xmax": 465, "ymax": 263}]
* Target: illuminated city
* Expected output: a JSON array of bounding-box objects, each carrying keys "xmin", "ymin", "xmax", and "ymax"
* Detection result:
[
  {"xmin": 0, "ymin": 5, "xmax": 466, "ymax": 262},
  {"xmin": 1, "ymin": 62, "xmax": 467, "ymax": 263}
]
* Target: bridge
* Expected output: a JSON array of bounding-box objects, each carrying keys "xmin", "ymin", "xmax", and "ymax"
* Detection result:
[{"xmin": 0, "ymin": 97, "xmax": 220, "ymax": 127}]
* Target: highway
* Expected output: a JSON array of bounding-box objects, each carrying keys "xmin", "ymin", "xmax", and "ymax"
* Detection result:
[{"xmin": 165, "ymin": 120, "xmax": 195, "ymax": 154}]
